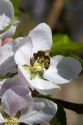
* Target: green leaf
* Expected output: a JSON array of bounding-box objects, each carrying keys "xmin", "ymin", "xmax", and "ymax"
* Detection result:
[
  {"xmin": 51, "ymin": 34, "xmax": 83, "ymax": 56},
  {"xmin": 11, "ymin": 0, "xmax": 21, "ymax": 15},
  {"xmin": 50, "ymin": 105, "xmax": 67, "ymax": 125}
]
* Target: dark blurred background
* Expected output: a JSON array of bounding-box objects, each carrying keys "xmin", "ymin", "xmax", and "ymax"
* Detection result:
[{"xmin": 12, "ymin": 0, "xmax": 83, "ymax": 42}]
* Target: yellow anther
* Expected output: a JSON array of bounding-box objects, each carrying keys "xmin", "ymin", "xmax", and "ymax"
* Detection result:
[
  {"xmin": 33, "ymin": 61, "xmax": 43, "ymax": 71},
  {"xmin": 5, "ymin": 117, "xmax": 18, "ymax": 125}
]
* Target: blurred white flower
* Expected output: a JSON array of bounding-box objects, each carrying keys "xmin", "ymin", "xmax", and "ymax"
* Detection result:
[
  {"xmin": 0, "ymin": 37, "xmax": 24, "ymax": 86},
  {"xmin": 0, "ymin": 0, "xmax": 14, "ymax": 31},
  {"xmin": 0, "ymin": 0, "xmax": 19, "ymax": 45},
  {"xmin": 0, "ymin": 76, "xmax": 57, "ymax": 125},
  {"xmin": 0, "ymin": 35, "xmax": 27, "ymax": 89},
  {"xmin": 15, "ymin": 23, "xmax": 82, "ymax": 95}
]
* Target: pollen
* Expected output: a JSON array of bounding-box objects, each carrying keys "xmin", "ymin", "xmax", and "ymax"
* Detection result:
[
  {"xmin": 5, "ymin": 117, "xmax": 18, "ymax": 125},
  {"xmin": 33, "ymin": 61, "xmax": 43, "ymax": 71}
]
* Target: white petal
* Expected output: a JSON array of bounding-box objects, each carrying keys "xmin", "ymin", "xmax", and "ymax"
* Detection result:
[
  {"xmin": 20, "ymin": 98, "xmax": 57, "ymax": 124},
  {"xmin": 0, "ymin": 113, "xmax": 5, "ymax": 124},
  {"xmin": 0, "ymin": 56, "xmax": 16, "ymax": 75},
  {"xmin": 1, "ymin": 76, "xmax": 29, "ymax": 96},
  {"xmin": 0, "ymin": 43, "xmax": 16, "ymax": 75},
  {"xmin": 0, "ymin": 21, "xmax": 19, "ymax": 39},
  {"xmin": 15, "ymin": 37, "xmax": 33, "ymax": 66},
  {"xmin": 0, "ymin": 42, "xmax": 13, "ymax": 65},
  {"xmin": 18, "ymin": 65, "xmax": 60, "ymax": 95},
  {"xmin": 2, "ymin": 88, "xmax": 31, "ymax": 116},
  {"xmin": 12, "ymin": 37, "xmax": 25, "ymax": 52},
  {"xmin": 0, "ymin": 0, "xmax": 14, "ymax": 30},
  {"xmin": 44, "ymin": 55, "xmax": 82, "ymax": 84},
  {"xmin": 50, "ymin": 55, "xmax": 64, "ymax": 66},
  {"xmin": 28, "ymin": 23, "xmax": 52, "ymax": 53},
  {"xmin": 30, "ymin": 77, "xmax": 60, "ymax": 95}
]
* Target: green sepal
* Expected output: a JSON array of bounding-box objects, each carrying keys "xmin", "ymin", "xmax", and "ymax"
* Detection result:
[{"xmin": 0, "ymin": 72, "xmax": 18, "ymax": 81}]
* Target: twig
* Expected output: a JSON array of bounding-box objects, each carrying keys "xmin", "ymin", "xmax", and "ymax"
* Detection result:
[{"xmin": 47, "ymin": 0, "xmax": 64, "ymax": 29}]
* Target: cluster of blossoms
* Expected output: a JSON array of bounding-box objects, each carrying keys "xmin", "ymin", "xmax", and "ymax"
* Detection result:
[{"xmin": 0, "ymin": 0, "xmax": 82, "ymax": 125}]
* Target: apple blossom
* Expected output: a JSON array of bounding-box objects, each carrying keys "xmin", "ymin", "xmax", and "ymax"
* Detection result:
[
  {"xmin": 0, "ymin": 76, "xmax": 57, "ymax": 125},
  {"xmin": 15, "ymin": 23, "xmax": 82, "ymax": 95}
]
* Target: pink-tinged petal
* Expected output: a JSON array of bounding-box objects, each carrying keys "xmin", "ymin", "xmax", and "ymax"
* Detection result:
[
  {"xmin": 2, "ymin": 88, "xmax": 32, "ymax": 117},
  {"xmin": 19, "ymin": 98, "xmax": 57, "ymax": 124},
  {"xmin": 1, "ymin": 76, "xmax": 29, "ymax": 96},
  {"xmin": 1, "ymin": 76, "xmax": 32, "ymax": 107},
  {"xmin": 18, "ymin": 65, "xmax": 60, "ymax": 95},
  {"xmin": 10, "ymin": 86, "xmax": 32, "ymax": 106},
  {"xmin": 28, "ymin": 23, "xmax": 52, "ymax": 53},
  {"xmin": 0, "ymin": 113, "xmax": 5, "ymax": 124},
  {"xmin": 44, "ymin": 55, "xmax": 82, "ymax": 84},
  {"xmin": 0, "ymin": 40, "xmax": 2, "ymax": 46},
  {"xmin": 15, "ymin": 37, "xmax": 33, "ymax": 66}
]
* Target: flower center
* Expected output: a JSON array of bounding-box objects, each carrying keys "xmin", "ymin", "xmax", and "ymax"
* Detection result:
[
  {"xmin": 30, "ymin": 51, "xmax": 50, "ymax": 79},
  {"xmin": 23, "ymin": 51, "xmax": 50, "ymax": 79},
  {"xmin": 31, "ymin": 50, "xmax": 50, "ymax": 71},
  {"xmin": 5, "ymin": 117, "xmax": 18, "ymax": 125}
]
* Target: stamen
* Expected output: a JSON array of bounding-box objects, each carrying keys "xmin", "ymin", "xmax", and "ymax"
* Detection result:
[{"xmin": 5, "ymin": 117, "xmax": 18, "ymax": 125}]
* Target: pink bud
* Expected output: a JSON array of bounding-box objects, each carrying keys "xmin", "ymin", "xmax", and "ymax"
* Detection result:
[
  {"xmin": 1, "ymin": 38, "xmax": 13, "ymax": 45},
  {"xmin": 0, "ymin": 39, "xmax": 2, "ymax": 46}
]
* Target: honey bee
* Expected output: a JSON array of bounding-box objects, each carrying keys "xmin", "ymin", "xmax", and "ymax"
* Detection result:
[{"xmin": 33, "ymin": 50, "xmax": 50, "ymax": 69}]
